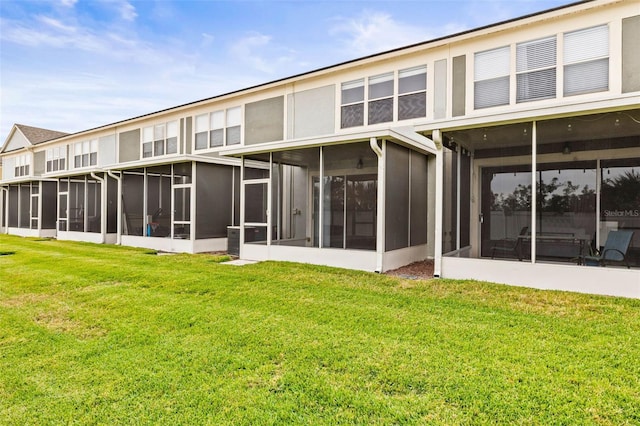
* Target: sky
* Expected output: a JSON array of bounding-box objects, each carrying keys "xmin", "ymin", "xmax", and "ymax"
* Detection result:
[{"xmin": 0, "ymin": 0, "xmax": 574, "ymax": 143}]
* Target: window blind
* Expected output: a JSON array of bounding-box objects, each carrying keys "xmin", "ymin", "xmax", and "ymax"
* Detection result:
[
  {"xmin": 564, "ymin": 25, "xmax": 609, "ymax": 96},
  {"xmin": 516, "ymin": 36, "xmax": 556, "ymax": 102},
  {"xmin": 474, "ymin": 46, "xmax": 510, "ymax": 109}
]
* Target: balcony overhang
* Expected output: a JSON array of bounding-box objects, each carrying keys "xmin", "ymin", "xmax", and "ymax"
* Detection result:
[{"xmin": 220, "ymin": 126, "xmax": 439, "ymax": 158}]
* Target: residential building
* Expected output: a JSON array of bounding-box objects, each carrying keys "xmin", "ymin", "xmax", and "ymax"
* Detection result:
[{"xmin": 1, "ymin": 0, "xmax": 638, "ymax": 297}]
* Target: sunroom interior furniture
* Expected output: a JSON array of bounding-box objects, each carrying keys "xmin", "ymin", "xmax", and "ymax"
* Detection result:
[{"xmin": 578, "ymin": 230, "xmax": 634, "ymax": 268}]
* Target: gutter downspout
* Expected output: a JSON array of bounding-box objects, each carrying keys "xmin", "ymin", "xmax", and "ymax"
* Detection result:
[
  {"xmin": 106, "ymin": 170, "xmax": 122, "ymax": 245},
  {"xmin": 370, "ymin": 137, "xmax": 384, "ymax": 273},
  {"xmin": 90, "ymin": 172, "xmax": 106, "ymax": 243},
  {"xmin": 432, "ymin": 130, "xmax": 444, "ymax": 278}
]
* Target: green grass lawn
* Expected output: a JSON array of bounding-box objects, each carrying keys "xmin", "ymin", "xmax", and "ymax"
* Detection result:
[{"xmin": 1, "ymin": 234, "xmax": 639, "ymax": 425}]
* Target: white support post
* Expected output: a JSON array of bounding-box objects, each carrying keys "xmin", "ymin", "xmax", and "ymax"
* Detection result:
[
  {"xmin": 318, "ymin": 147, "xmax": 324, "ymax": 249},
  {"xmin": 456, "ymin": 147, "xmax": 461, "ymax": 251},
  {"xmin": 432, "ymin": 129, "xmax": 444, "ymax": 278},
  {"xmin": 90, "ymin": 172, "xmax": 107, "ymax": 243},
  {"xmin": 107, "ymin": 170, "xmax": 122, "ymax": 245},
  {"xmin": 531, "ymin": 121, "xmax": 537, "ymax": 264},
  {"xmin": 370, "ymin": 137, "xmax": 384, "ymax": 273},
  {"xmin": 239, "ymin": 156, "xmax": 245, "ymax": 259}
]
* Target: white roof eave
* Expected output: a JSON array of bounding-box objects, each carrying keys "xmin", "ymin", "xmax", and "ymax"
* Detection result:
[{"xmin": 220, "ymin": 126, "xmax": 439, "ymax": 158}]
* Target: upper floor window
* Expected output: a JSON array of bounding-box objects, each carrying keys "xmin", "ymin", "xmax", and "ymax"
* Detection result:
[
  {"xmin": 368, "ymin": 72, "xmax": 394, "ymax": 124},
  {"xmin": 564, "ymin": 25, "xmax": 609, "ymax": 96},
  {"xmin": 474, "ymin": 45, "xmax": 510, "ymax": 109},
  {"xmin": 194, "ymin": 107, "xmax": 241, "ymax": 150},
  {"xmin": 14, "ymin": 154, "xmax": 31, "ymax": 177},
  {"xmin": 143, "ymin": 121, "xmax": 178, "ymax": 158},
  {"xmin": 398, "ymin": 66, "xmax": 427, "ymax": 120},
  {"xmin": 516, "ymin": 36, "xmax": 557, "ymax": 103},
  {"xmin": 46, "ymin": 146, "xmax": 66, "ymax": 172},
  {"xmin": 73, "ymin": 140, "xmax": 97, "ymax": 168},
  {"xmin": 341, "ymin": 79, "xmax": 365, "ymax": 128}
]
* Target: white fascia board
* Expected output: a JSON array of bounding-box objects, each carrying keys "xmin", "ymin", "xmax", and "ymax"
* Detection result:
[
  {"xmin": 43, "ymin": 168, "xmax": 105, "ymax": 179},
  {"xmin": 108, "ymin": 154, "xmax": 242, "ymax": 171},
  {"xmin": 389, "ymin": 127, "xmax": 439, "ymax": 155},
  {"xmin": 221, "ymin": 127, "xmax": 438, "ymax": 158},
  {"xmin": 0, "ymin": 176, "xmax": 57, "ymax": 185},
  {"xmin": 414, "ymin": 94, "xmax": 640, "ymax": 133}
]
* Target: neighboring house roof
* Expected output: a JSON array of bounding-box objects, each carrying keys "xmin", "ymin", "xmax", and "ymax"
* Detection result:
[
  {"xmin": 0, "ymin": 124, "xmax": 69, "ymax": 154},
  {"xmin": 14, "ymin": 124, "xmax": 69, "ymax": 145}
]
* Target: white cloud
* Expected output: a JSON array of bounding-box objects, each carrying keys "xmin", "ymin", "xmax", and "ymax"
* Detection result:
[
  {"xmin": 37, "ymin": 15, "xmax": 77, "ymax": 32},
  {"xmin": 116, "ymin": 1, "xmax": 137, "ymax": 22},
  {"xmin": 201, "ymin": 33, "xmax": 215, "ymax": 48},
  {"xmin": 229, "ymin": 32, "xmax": 275, "ymax": 74},
  {"xmin": 60, "ymin": 0, "xmax": 78, "ymax": 7},
  {"xmin": 329, "ymin": 10, "xmax": 434, "ymax": 56}
]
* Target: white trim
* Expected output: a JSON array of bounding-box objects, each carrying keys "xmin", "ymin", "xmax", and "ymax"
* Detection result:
[
  {"xmin": 442, "ymin": 256, "xmax": 640, "ymax": 299},
  {"xmin": 221, "ymin": 126, "xmax": 438, "ymax": 157},
  {"xmin": 531, "ymin": 121, "xmax": 537, "ymax": 263},
  {"xmin": 6, "ymin": 227, "xmax": 56, "ymax": 238},
  {"xmin": 432, "ymin": 129, "xmax": 444, "ymax": 277}
]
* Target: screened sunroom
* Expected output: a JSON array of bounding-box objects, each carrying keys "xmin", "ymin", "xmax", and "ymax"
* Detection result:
[
  {"xmin": 225, "ymin": 129, "xmax": 438, "ymax": 272},
  {"xmin": 1, "ymin": 179, "xmax": 57, "ymax": 238},
  {"xmin": 54, "ymin": 173, "xmax": 118, "ymax": 244},
  {"xmin": 115, "ymin": 160, "xmax": 240, "ymax": 253},
  {"xmin": 438, "ymin": 108, "xmax": 640, "ymax": 297}
]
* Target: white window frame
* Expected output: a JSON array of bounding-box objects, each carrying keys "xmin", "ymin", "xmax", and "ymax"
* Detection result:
[
  {"xmin": 474, "ymin": 45, "xmax": 511, "ymax": 109},
  {"xmin": 142, "ymin": 120, "xmax": 179, "ymax": 158},
  {"xmin": 193, "ymin": 107, "xmax": 242, "ymax": 151},
  {"xmin": 368, "ymin": 72, "xmax": 395, "ymax": 125},
  {"xmin": 340, "ymin": 78, "xmax": 365, "ymax": 129},
  {"xmin": 46, "ymin": 146, "xmax": 67, "ymax": 172},
  {"xmin": 73, "ymin": 140, "xmax": 98, "ymax": 169},
  {"xmin": 397, "ymin": 65, "xmax": 427, "ymax": 120},
  {"xmin": 563, "ymin": 24, "xmax": 609, "ymax": 96},
  {"xmin": 14, "ymin": 154, "xmax": 31, "ymax": 177},
  {"xmin": 516, "ymin": 35, "xmax": 557, "ymax": 103}
]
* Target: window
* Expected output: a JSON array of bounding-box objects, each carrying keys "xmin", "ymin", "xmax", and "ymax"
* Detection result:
[
  {"xmin": 341, "ymin": 79, "xmax": 365, "ymax": 128},
  {"xmin": 194, "ymin": 108, "xmax": 241, "ymax": 150},
  {"xmin": 46, "ymin": 146, "xmax": 66, "ymax": 172},
  {"xmin": 14, "ymin": 154, "xmax": 31, "ymax": 177},
  {"xmin": 517, "ymin": 36, "xmax": 556, "ymax": 102},
  {"xmin": 564, "ymin": 25, "xmax": 609, "ymax": 96},
  {"xmin": 398, "ymin": 66, "xmax": 427, "ymax": 120},
  {"xmin": 368, "ymin": 73, "xmax": 394, "ymax": 124},
  {"xmin": 73, "ymin": 140, "xmax": 98, "ymax": 168},
  {"xmin": 142, "ymin": 121, "xmax": 179, "ymax": 158},
  {"xmin": 226, "ymin": 107, "xmax": 241, "ymax": 145},
  {"xmin": 474, "ymin": 46, "xmax": 510, "ymax": 109}
]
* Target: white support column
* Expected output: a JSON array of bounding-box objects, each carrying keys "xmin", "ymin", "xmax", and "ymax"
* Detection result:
[
  {"xmin": 531, "ymin": 121, "xmax": 537, "ymax": 264},
  {"xmin": 90, "ymin": 172, "xmax": 107, "ymax": 243},
  {"xmin": 107, "ymin": 170, "xmax": 122, "ymax": 245},
  {"xmin": 239, "ymin": 156, "xmax": 245, "ymax": 259},
  {"xmin": 190, "ymin": 161, "xmax": 196, "ymax": 243},
  {"xmin": 456, "ymin": 147, "xmax": 461, "ymax": 251},
  {"xmin": 432, "ymin": 129, "xmax": 444, "ymax": 278},
  {"xmin": 318, "ymin": 147, "xmax": 324, "ymax": 249},
  {"xmin": 267, "ymin": 153, "xmax": 273, "ymax": 247},
  {"xmin": 596, "ymin": 158, "xmax": 601, "ymax": 248},
  {"xmin": 370, "ymin": 137, "xmax": 385, "ymax": 272}
]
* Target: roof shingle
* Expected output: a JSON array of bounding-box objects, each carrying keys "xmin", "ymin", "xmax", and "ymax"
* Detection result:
[{"xmin": 15, "ymin": 124, "xmax": 68, "ymax": 145}]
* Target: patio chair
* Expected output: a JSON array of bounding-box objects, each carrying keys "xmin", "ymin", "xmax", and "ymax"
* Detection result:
[
  {"xmin": 491, "ymin": 226, "xmax": 528, "ymax": 261},
  {"xmin": 578, "ymin": 230, "xmax": 634, "ymax": 269}
]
